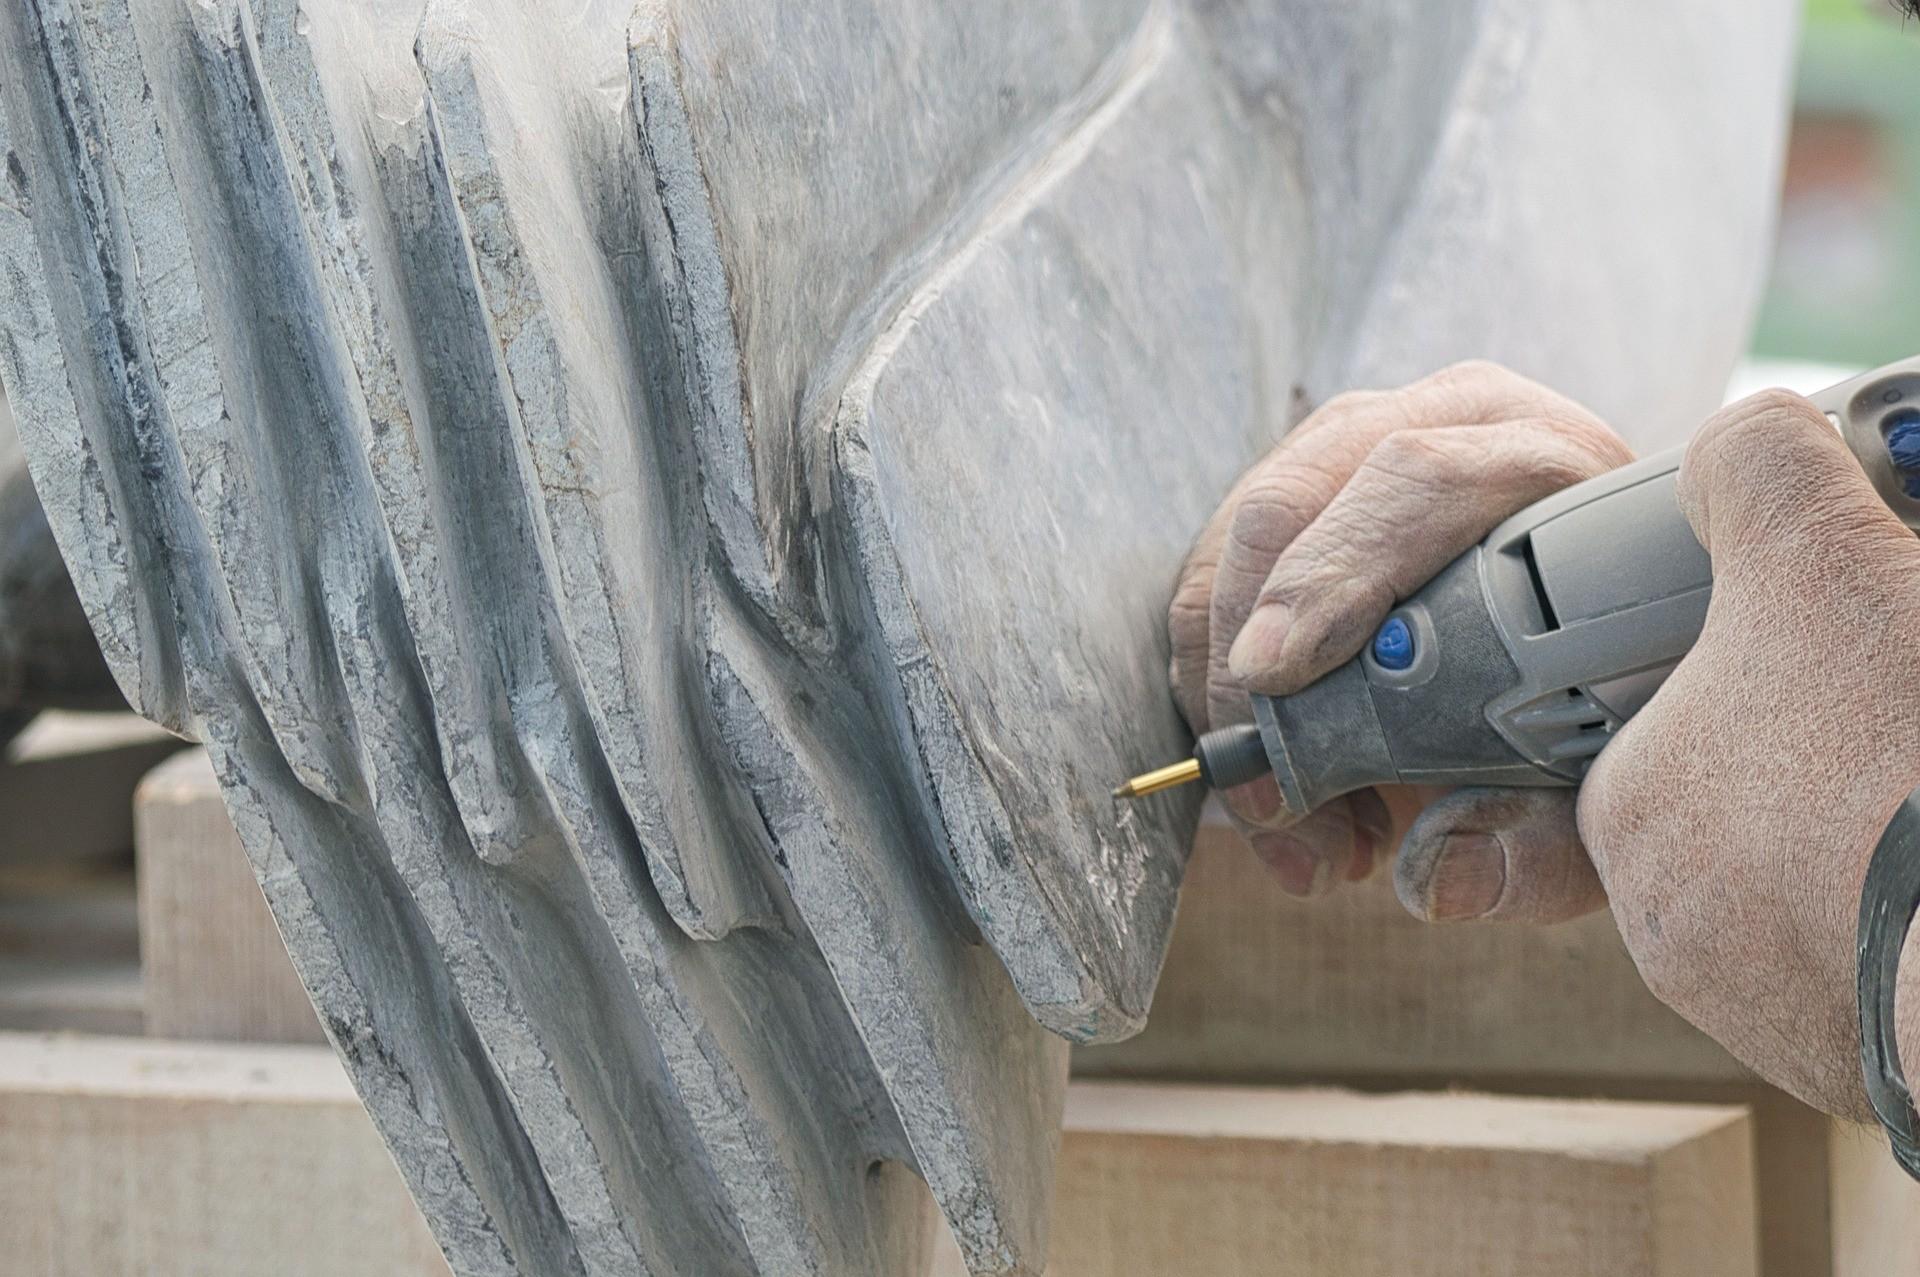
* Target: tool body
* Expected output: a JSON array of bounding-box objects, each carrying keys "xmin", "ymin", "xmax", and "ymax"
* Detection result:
[{"xmin": 1121, "ymin": 356, "xmax": 1920, "ymax": 811}]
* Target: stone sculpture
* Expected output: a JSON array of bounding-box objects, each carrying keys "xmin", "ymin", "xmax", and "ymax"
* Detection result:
[
  {"xmin": 0, "ymin": 392, "xmax": 122, "ymax": 743},
  {"xmin": 0, "ymin": 0, "xmax": 1795, "ymax": 1271}
]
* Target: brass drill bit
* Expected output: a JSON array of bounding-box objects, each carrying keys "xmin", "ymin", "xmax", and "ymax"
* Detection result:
[{"xmin": 1112, "ymin": 757, "xmax": 1202, "ymax": 800}]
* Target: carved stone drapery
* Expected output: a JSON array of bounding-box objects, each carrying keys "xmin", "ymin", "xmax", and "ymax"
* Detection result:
[{"xmin": 0, "ymin": 1, "xmax": 1794, "ymax": 1271}]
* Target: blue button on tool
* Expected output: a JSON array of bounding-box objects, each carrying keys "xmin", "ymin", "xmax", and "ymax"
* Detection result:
[
  {"xmin": 1372, "ymin": 616, "xmax": 1415, "ymax": 671},
  {"xmin": 1887, "ymin": 413, "xmax": 1920, "ymax": 473}
]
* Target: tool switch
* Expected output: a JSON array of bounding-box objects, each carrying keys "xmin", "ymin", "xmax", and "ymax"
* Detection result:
[
  {"xmin": 1371, "ymin": 616, "xmax": 1415, "ymax": 671},
  {"xmin": 1886, "ymin": 411, "xmax": 1920, "ymax": 498}
]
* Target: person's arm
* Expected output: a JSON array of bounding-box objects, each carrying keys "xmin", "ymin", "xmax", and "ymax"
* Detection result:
[
  {"xmin": 1576, "ymin": 392, "xmax": 1920, "ymax": 1119},
  {"xmin": 1181, "ymin": 364, "xmax": 1920, "ymax": 1118}
]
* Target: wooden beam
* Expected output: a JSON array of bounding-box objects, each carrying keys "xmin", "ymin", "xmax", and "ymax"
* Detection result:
[
  {"xmin": 918, "ymin": 1082, "xmax": 1761, "ymax": 1276},
  {"xmin": 1828, "ymin": 1120, "xmax": 1920, "ymax": 1277},
  {"xmin": 1, "ymin": 1032, "xmax": 1760, "ymax": 1277},
  {"xmin": 134, "ymin": 748, "xmax": 324, "ymax": 1043},
  {"xmin": 0, "ymin": 1032, "xmax": 449, "ymax": 1276},
  {"xmin": 1077, "ymin": 813, "xmax": 1740, "ymax": 1085},
  {"xmin": 1048, "ymin": 1083, "xmax": 1757, "ymax": 1277},
  {"xmin": 1074, "ymin": 815, "xmax": 1920, "ymax": 1277},
  {"xmin": 89, "ymin": 760, "xmax": 1920, "ymax": 1276},
  {"xmin": 0, "ymin": 865, "xmax": 141, "ymax": 1034},
  {"xmin": 0, "ymin": 711, "xmax": 184, "ymax": 867}
]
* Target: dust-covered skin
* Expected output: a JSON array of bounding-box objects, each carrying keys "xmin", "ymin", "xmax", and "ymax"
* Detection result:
[
  {"xmin": 1168, "ymin": 361, "xmax": 1630, "ymax": 900},
  {"xmin": 1193, "ymin": 371, "xmax": 1920, "ymax": 1120},
  {"xmin": 1578, "ymin": 393, "xmax": 1920, "ymax": 1119}
]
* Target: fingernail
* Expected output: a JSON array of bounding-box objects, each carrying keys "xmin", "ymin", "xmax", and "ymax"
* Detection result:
[
  {"xmin": 1252, "ymin": 835, "xmax": 1335, "ymax": 898},
  {"xmin": 1345, "ymin": 821, "xmax": 1382, "ymax": 882},
  {"xmin": 1344, "ymin": 838, "xmax": 1376, "ymax": 882},
  {"xmin": 1228, "ymin": 603, "xmax": 1292, "ymax": 684},
  {"xmin": 1425, "ymin": 834, "xmax": 1505, "ymax": 921},
  {"xmin": 1226, "ymin": 774, "xmax": 1285, "ymax": 825},
  {"xmin": 1353, "ymin": 811, "xmax": 1392, "ymax": 861}
]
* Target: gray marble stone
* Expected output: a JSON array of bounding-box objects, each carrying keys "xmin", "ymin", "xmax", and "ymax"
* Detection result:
[
  {"xmin": 0, "ymin": 0, "xmax": 1795, "ymax": 1271},
  {"xmin": 0, "ymin": 392, "xmax": 121, "ymax": 743}
]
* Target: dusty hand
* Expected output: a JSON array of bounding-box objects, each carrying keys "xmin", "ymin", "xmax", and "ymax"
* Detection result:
[
  {"xmin": 1578, "ymin": 390, "xmax": 1920, "ymax": 1118},
  {"xmin": 1169, "ymin": 361, "xmax": 1633, "ymax": 901}
]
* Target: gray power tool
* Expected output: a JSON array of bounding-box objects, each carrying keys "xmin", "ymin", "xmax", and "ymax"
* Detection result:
[{"xmin": 1117, "ymin": 355, "xmax": 1920, "ymax": 812}]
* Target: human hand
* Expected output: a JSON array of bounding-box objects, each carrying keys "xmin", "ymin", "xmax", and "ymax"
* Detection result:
[
  {"xmin": 1168, "ymin": 361, "xmax": 1633, "ymax": 901},
  {"xmin": 1575, "ymin": 390, "xmax": 1920, "ymax": 1118}
]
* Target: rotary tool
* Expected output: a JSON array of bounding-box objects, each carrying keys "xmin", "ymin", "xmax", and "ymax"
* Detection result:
[{"xmin": 1115, "ymin": 355, "xmax": 1920, "ymax": 811}]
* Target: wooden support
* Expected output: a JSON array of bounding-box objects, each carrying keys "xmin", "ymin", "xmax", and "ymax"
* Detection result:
[
  {"xmin": 1047, "ymin": 1084, "xmax": 1758, "ymax": 1277},
  {"xmin": 0, "ymin": 1032, "xmax": 449, "ymax": 1276},
  {"xmin": 1077, "ymin": 816, "xmax": 1920, "ymax": 1277},
  {"xmin": 0, "ymin": 865, "xmax": 141, "ymax": 1034},
  {"xmin": 1077, "ymin": 812, "xmax": 1739, "ymax": 1084},
  {"xmin": 0, "ymin": 711, "xmax": 172, "ymax": 1032},
  {"xmin": 134, "ymin": 748, "xmax": 324, "ymax": 1043},
  {"xmin": 926, "ymin": 1083, "xmax": 1761, "ymax": 1276},
  {"xmin": 0, "ymin": 711, "xmax": 184, "ymax": 867},
  {"xmin": 1828, "ymin": 1121, "xmax": 1920, "ymax": 1277},
  {"xmin": 55, "ymin": 753, "xmax": 1916, "ymax": 1277},
  {"xmin": 0, "ymin": 1031, "xmax": 1759, "ymax": 1277}
]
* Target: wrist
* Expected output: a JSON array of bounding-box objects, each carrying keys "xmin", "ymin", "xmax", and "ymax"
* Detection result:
[
  {"xmin": 1860, "ymin": 782, "xmax": 1920, "ymax": 1150},
  {"xmin": 1897, "ymin": 925, "xmax": 1920, "ymax": 1097}
]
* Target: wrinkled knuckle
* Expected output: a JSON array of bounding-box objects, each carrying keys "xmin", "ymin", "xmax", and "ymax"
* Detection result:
[
  {"xmin": 1423, "ymin": 359, "xmax": 1531, "ymax": 412},
  {"xmin": 1542, "ymin": 413, "xmax": 1634, "ymax": 469},
  {"xmin": 1432, "ymin": 358, "xmax": 1514, "ymax": 389},
  {"xmin": 1253, "ymin": 558, "xmax": 1325, "ymax": 615},
  {"xmin": 1683, "ymin": 391, "xmax": 1827, "ymax": 513},
  {"xmin": 1167, "ymin": 604, "xmax": 1211, "ymax": 675},
  {"xmin": 1261, "ymin": 511, "xmax": 1375, "ymax": 608},
  {"xmin": 1516, "ymin": 439, "xmax": 1599, "ymax": 491},
  {"xmin": 1365, "ymin": 427, "xmax": 1460, "ymax": 483},
  {"xmin": 1697, "ymin": 389, "xmax": 1828, "ymax": 463},
  {"xmin": 1292, "ymin": 389, "xmax": 1390, "ymax": 442},
  {"xmin": 1313, "ymin": 388, "xmax": 1383, "ymax": 423},
  {"xmin": 1746, "ymin": 386, "xmax": 1828, "ymax": 428},
  {"xmin": 1227, "ymin": 468, "xmax": 1329, "ymax": 554},
  {"xmin": 1741, "ymin": 390, "xmax": 1830, "ymax": 442},
  {"xmin": 1176, "ymin": 517, "xmax": 1227, "ymax": 579},
  {"xmin": 1168, "ymin": 570, "xmax": 1213, "ymax": 627},
  {"xmin": 1476, "ymin": 421, "xmax": 1613, "ymax": 491}
]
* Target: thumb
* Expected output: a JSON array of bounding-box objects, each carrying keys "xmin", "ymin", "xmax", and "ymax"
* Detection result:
[
  {"xmin": 1395, "ymin": 788, "xmax": 1605, "ymax": 924},
  {"xmin": 1678, "ymin": 389, "xmax": 1913, "ymax": 561}
]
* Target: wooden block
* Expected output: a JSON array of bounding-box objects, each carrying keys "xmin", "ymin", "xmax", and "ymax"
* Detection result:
[
  {"xmin": 1076, "ymin": 813, "xmax": 1741, "ymax": 1085},
  {"xmin": 0, "ymin": 1032, "xmax": 449, "ymax": 1276},
  {"xmin": 0, "ymin": 1032, "xmax": 1754, "ymax": 1277},
  {"xmin": 99, "ymin": 757, "xmax": 1878, "ymax": 1277},
  {"xmin": 1072, "ymin": 817, "xmax": 1865, "ymax": 1277},
  {"xmin": 0, "ymin": 865, "xmax": 142, "ymax": 1034},
  {"xmin": 1044, "ymin": 1083, "xmax": 1758, "ymax": 1277},
  {"xmin": 0, "ymin": 711, "xmax": 185, "ymax": 867},
  {"xmin": 135, "ymin": 748, "xmax": 324, "ymax": 1044},
  {"xmin": 1828, "ymin": 1119, "xmax": 1920, "ymax": 1276}
]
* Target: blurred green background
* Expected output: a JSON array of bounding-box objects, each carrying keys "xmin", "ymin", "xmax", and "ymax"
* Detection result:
[{"xmin": 1753, "ymin": 0, "xmax": 1920, "ymax": 364}]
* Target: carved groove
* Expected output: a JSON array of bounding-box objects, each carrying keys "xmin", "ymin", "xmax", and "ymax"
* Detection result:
[{"xmin": 0, "ymin": 0, "xmax": 1795, "ymax": 1272}]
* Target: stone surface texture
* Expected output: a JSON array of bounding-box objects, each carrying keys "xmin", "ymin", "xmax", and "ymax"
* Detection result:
[
  {"xmin": 0, "ymin": 391, "xmax": 122, "ymax": 743},
  {"xmin": 0, "ymin": 0, "xmax": 1796, "ymax": 1272}
]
